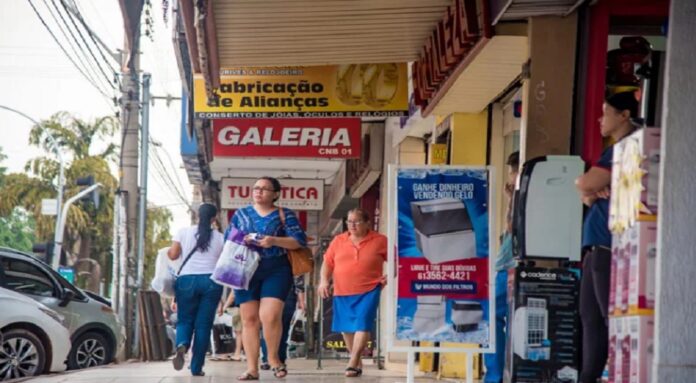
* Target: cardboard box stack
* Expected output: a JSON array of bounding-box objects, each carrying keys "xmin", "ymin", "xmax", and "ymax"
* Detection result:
[{"xmin": 607, "ymin": 127, "xmax": 660, "ymax": 383}]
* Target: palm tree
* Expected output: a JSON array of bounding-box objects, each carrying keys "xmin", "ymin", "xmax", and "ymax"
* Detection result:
[
  {"xmin": 0, "ymin": 112, "xmax": 172, "ymax": 294},
  {"xmin": 27, "ymin": 111, "xmax": 118, "ymax": 162},
  {"xmin": 0, "ymin": 113, "xmax": 118, "ymax": 281}
]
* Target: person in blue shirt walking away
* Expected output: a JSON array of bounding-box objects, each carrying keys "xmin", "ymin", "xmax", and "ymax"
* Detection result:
[
  {"xmin": 168, "ymin": 203, "xmax": 225, "ymax": 377},
  {"xmin": 575, "ymin": 92, "xmax": 638, "ymax": 383},
  {"xmin": 483, "ymin": 151, "xmax": 519, "ymax": 383}
]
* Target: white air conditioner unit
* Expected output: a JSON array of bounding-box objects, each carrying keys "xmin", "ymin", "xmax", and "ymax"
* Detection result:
[{"xmin": 512, "ymin": 297, "xmax": 550, "ymax": 361}]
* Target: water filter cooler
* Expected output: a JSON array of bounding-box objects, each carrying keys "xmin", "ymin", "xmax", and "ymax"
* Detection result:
[
  {"xmin": 512, "ymin": 297, "xmax": 550, "ymax": 361},
  {"xmin": 512, "ymin": 156, "xmax": 585, "ymax": 261}
]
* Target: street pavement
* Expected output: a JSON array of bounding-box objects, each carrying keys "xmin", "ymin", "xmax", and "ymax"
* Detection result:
[{"xmin": 17, "ymin": 356, "xmax": 457, "ymax": 383}]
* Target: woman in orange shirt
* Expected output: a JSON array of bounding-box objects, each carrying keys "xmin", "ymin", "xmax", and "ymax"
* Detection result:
[{"xmin": 318, "ymin": 208, "xmax": 387, "ymax": 378}]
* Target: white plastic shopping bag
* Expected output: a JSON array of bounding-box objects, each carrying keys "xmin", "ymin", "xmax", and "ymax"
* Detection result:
[
  {"xmin": 288, "ymin": 309, "xmax": 307, "ymax": 345},
  {"xmin": 211, "ymin": 228, "xmax": 260, "ymax": 290},
  {"xmin": 150, "ymin": 247, "xmax": 181, "ymax": 297}
]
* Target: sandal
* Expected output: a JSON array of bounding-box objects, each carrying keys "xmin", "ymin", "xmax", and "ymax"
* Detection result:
[
  {"xmin": 345, "ymin": 367, "xmax": 363, "ymax": 377},
  {"xmin": 272, "ymin": 364, "xmax": 288, "ymax": 379},
  {"xmin": 237, "ymin": 372, "xmax": 259, "ymax": 381}
]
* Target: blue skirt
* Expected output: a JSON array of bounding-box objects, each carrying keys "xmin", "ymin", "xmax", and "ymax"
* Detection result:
[{"xmin": 331, "ymin": 284, "xmax": 381, "ymax": 333}]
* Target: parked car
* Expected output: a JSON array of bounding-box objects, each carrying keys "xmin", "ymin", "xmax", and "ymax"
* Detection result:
[
  {"xmin": 0, "ymin": 287, "xmax": 71, "ymax": 380},
  {"xmin": 0, "ymin": 248, "xmax": 125, "ymax": 370}
]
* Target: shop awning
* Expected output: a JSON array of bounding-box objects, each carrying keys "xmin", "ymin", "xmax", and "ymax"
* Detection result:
[
  {"xmin": 209, "ymin": 158, "xmax": 343, "ymax": 183},
  {"xmin": 211, "ymin": 0, "xmax": 453, "ymax": 67},
  {"xmin": 490, "ymin": 0, "xmax": 584, "ymax": 24},
  {"xmin": 429, "ymin": 34, "xmax": 528, "ymax": 116}
]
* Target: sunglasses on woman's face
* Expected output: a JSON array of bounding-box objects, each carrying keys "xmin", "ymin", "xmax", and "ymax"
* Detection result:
[{"xmin": 346, "ymin": 220, "xmax": 364, "ymax": 226}]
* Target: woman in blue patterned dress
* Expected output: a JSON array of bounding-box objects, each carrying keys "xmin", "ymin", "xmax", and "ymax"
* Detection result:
[{"xmin": 227, "ymin": 176, "xmax": 307, "ymax": 380}]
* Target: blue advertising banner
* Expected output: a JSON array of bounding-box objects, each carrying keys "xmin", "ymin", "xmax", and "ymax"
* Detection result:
[{"xmin": 395, "ymin": 167, "xmax": 491, "ymax": 345}]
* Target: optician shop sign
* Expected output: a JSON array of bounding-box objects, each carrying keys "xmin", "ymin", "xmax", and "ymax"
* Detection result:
[
  {"xmin": 221, "ymin": 178, "xmax": 324, "ymax": 211},
  {"xmin": 194, "ymin": 64, "xmax": 408, "ymax": 118},
  {"xmin": 213, "ymin": 118, "xmax": 361, "ymax": 159}
]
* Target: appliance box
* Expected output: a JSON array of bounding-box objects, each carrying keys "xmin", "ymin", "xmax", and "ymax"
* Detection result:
[
  {"xmin": 613, "ymin": 238, "xmax": 629, "ymax": 316},
  {"xmin": 609, "ymin": 238, "xmax": 619, "ymax": 315},
  {"xmin": 608, "ymin": 317, "xmax": 618, "ymax": 383},
  {"xmin": 628, "ymin": 315, "xmax": 654, "ymax": 383},
  {"xmin": 504, "ymin": 266, "xmax": 580, "ymax": 383},
  {"xmin": 609, "ymin": 317, "xmax": 626, "ymax": 383},
  {"xmin": 411, "ymin": 198, "xmax": 475, "ymax": 264},
  {"xmin": 626, "ymin": 221, "xmax": 657, "ymax": 315}
]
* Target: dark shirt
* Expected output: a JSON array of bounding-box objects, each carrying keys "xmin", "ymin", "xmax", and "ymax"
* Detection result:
[{"xmin": 582, "ymin": 146, "xmax": 613, "ymax": 248}]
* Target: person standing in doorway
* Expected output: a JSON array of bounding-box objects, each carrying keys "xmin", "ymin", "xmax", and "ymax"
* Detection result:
[
  {"xmin": 318, "ymin": 208, "xmax": 387, "ymax": 378},
  {"xmin": 575, "ymin": 92, "xmax": 638, "ymax": 383},
  {"xmin": 483, "ymin": 151, "xmax": 519, "ymax": 383},
  {"xmin": 168, "ymin": 203, "xmax": 225, "ymax": 377},
  {"xmin": 229, "ymin": 176, "xmax": 307, "ymax": 381}
]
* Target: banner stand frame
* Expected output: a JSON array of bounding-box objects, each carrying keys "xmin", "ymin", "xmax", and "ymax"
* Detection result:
[{"xmin": 387, "ymin": 165, "xmax": 496, "ymax": 383}]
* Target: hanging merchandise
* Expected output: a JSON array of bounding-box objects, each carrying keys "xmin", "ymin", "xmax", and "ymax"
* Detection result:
[
  {"xmin": 609, "ymin": 127, "xmax": 661, "ymax": 233},
  {"xmin": 512, "ymin": 156, "xmax": 585, "ymax": 261},
  {"xmin": 607, "ymin": 126, "xmax": 661, "ymax": 383},
  {"xmin": 505, "ymin": 266, "xmax": 581, "ymax": 383},
  {"xmin": 606, "ymin": 37, "xmax": 652, "ymax": 86}
]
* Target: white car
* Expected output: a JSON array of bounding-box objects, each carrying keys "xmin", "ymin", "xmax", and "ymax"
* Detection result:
[
  {"xmin": 0, "ymin": 248, "xmax": 125, "ymax": 369},
  {"xmin": 0, "ymin": 287, "xmax": 70, "ymax": 380}
]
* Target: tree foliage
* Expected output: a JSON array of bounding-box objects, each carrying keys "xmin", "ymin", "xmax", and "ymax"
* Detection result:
[
  {"xmin": 143, "ymin": 206, "xmax": 173, "ymax": 285},
  {"xmin": 0, "ymin": 207, "xmax": 35, "ymax": 252},
  {"xmin": 0, "ymin": 147, "xmax": 7, "ymax": 184},
  {"xmin": 0, "ymin": 112, "xmax": 174, "ymax": 295}
]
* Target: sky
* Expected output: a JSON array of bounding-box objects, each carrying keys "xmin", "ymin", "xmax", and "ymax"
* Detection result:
[{"xmin": 0, "ymin": 0, "xmax": 191, "ymax": 234}]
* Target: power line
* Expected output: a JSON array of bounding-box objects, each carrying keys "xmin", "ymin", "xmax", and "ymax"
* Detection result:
[
  {"xmin": 57, "ymin": 0, "xmax": 116, "ymax": 90},
  {"xmin": 37, "ymin": 0, "xmax": 103, "ymax": 91},
  {"xmin": 27, "ymin": 0, "xmax": 112, "ymax": 101},
  {"xmin": 149, "ymin": 146, "xmax": 189, "ymax": 206},
  {"xmin": 60, "ymin": 0, "xmax": 121, "ymax": 87},
  {"xmin": 44, "ymin": 0, "xmax": 113, "ymax": 93},
  {"xmin": 151, "ymin": 139, "xmax": 188, "ymax": 199},
  {"xmin": 142, "ymin": 134, "xmax": 189, "ymax": 207},
  {"xmin": 148, "ymin": 147, "xmax": 191, "ymax": 210}
]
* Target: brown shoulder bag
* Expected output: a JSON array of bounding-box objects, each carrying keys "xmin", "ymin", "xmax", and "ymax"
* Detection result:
[{"xmin": 278, "ymin": 207, "xmax": 314, "ymax": 276}]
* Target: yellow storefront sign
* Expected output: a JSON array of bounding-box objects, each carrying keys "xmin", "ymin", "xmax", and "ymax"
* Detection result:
[
  {"xmin": 428, "ymin": 143, "xmax": 448, "ymax": 165},
  {"xmin": 194, "ymin": 64, "xmax": 409, "ymax": 118}
]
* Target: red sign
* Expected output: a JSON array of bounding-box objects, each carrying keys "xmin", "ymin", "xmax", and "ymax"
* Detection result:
[
  {"xmin": 213, "ymin": 118, "xmax": 361, "ymax": 158},
  {"xmin": 397, "ymin": 257, "xmax": 489, "ymax": 300},
  {"xmin": 413, "ymin": 0, "xmax": 491, "ymax": 112}
]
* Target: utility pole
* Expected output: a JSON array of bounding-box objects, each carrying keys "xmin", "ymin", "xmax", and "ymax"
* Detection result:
[
  {"xmin": 132, "ymin": 73, "xmax": 151, "ymax": 356},
  {"xmin": 118, "ymin": 0, "xmax": 144, "ymax": 358},
  {"xmin": 137, "ymin": 73, "xmax": 150, "ymax": 295},
  {"xmin": 120, "ymin": 62, "xmax": 140, "ymax": 357}
]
